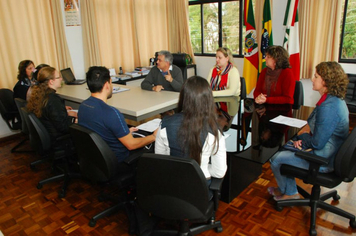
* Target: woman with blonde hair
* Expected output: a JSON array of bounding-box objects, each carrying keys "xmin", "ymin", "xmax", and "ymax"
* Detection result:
[
  {"xmin": 27, "ymin": 67, "xmax": 76, "ymax": 145},
  {"xmin": 207, "ymin": 47, "xmax": 241, "ymax": 97}
]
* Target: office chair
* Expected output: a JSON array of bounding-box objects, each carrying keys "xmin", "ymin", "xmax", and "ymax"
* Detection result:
[
  {"xmin": 69, "ymin": 124, "xmax": 137, "ymax": 230},
  {"xmin": 136, "ymin": 153, "xmax": 223, "ymax": 235},
  {"xmin": 293, "ymin": 80, "xmax": 304, "ymax": 110},
  {"xmin": 23, "ymin": 108, "xmax": 77, "ymax": 198},
  {"xmin": 0, "ymin": 89, "xmax": 24, "ymax": 152},
  {"xmin": 275, "ymin": 127, "xmax": 356, "ymax": 235},
  {"xmin": 13, "ymin": 98, "xmax": 33, "ymax": 152},
  {"xmin": 345, "ymin": 73, "xmax": 356, "ymax": 113},
  {"xmin": 172, "ymin": 53, "xmax": 188, "ymax": 81}
]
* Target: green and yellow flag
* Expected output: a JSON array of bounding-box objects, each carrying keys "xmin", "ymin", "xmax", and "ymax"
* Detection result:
[{"xmin": 259, "ymin": 0, "xmax": 273, "ymax": 73}]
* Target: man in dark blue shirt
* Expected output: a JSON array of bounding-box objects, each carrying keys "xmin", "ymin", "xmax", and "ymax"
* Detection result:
[{"xmin": 78, "ymin": 66, "xmax": 157, "ymax": 170}]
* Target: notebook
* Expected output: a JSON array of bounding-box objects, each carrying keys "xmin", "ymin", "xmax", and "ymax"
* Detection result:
[{"xmin": 60, "ymin": 68, "xmax": 86, "ymax": 85}]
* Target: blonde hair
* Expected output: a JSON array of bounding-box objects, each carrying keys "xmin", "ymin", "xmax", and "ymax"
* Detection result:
[{"xmin": 216, "ymin": 47, "xmax": 234, "ymax": 66}]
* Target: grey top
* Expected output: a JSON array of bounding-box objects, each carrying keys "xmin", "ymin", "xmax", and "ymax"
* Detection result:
[{"xmin": 141, "ymin": 65, "xmax": 183, "ymax": 92}]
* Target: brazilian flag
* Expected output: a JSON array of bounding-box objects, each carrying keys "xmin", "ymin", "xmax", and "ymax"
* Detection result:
[{"xmin": 259, "ymin": 0, "xmax": 273, "ymax": 73}]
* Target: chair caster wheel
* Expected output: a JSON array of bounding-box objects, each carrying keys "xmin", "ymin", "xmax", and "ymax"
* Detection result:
[
  {"xmin": 333, "ymin": 194, "xmax": 340, "ymax": 201},
  {"xmin": 350, "ymin": 219, "xmax": 356, "ymax": 228},
  {"xmin": 216, "ymin": 226, "xmax": 223, "ymax": 233},
  {"xmin": 98, "ymin": 196, "xmax": 105, "ymax": 202},
  {"xmin": 309, "ymin": 229, "xmax": 317, "ymax": 236},
  {"xmin": 58, "ymin": 190, "xmax": 66, "ymax": 198},
  {"xmin": 89, "ymin": 219, "xmax": 96, "ymax": 227},
  {"xmin": 275, "ymin": 206, "xmax": 283, "ymax": 212},
  {"xmin": 37, "ymin": 183, "xmax": 43, "ymax": 189}
]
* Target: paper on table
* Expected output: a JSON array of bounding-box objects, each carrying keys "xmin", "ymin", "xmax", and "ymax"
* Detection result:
[
  {"xmin": 113, "ymin": 87, "xmax": 130, "ymax": 93},
  {"xmin": 270, "ymin": 115, "xmax": 307, "ymax": 128},
  {"xmin": 136, "ymin": 118, "xmax": 162, "ymax": 132}
]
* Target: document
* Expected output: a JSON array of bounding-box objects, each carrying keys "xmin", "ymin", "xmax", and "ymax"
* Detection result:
[
  {"xmin": 112, "ymin": 87, "xmax": 130, "ymax": 94},
  {"xmin": 136, "ymin": 118, "xmax": 162, "ymax": 132},
  {"xmin": 269, "ymin": 115, "xmax": 307, "ymax": 128}
]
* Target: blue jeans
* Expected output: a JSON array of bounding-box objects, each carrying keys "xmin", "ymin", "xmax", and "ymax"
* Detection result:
[{"xmin": 270, "ymin": 150, "xmax": 310, "ymax": 195}]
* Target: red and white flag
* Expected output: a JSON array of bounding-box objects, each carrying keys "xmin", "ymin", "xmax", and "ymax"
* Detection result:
[{"xmin": 283, "ymin": 0, "xmax": 300, "ymax": 81}]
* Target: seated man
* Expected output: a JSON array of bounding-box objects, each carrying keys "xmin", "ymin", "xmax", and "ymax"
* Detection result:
[
  {"xmin": 141, "ymin": 50, "xmax": 183, "ymax": 92},
  {"xmin": 78, "ymin": 66, "xmax": 157, "ymax": 173}
]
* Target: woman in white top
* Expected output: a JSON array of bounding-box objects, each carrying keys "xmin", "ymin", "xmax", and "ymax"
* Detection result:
[
  {"xmin": 207, "ymin": 47, "xmax": 241, "ymax": 97},
  {"xmin": 155, "ymin": 76, "xmax": 227, "ymax": 182}
]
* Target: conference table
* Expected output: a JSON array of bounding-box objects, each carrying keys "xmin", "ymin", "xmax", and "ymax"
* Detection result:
[
  {"xmin": 56, "ymin": 83, "xmax": 179, "ymax": 121},
  {"xmin": 220, "ymin": 99, "xmax": 313, "ymax": 203}
]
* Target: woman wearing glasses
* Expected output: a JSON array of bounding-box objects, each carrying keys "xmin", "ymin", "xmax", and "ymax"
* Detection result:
[
  {"xmin": 27, "ymin": 67, "xmax": 76, "ymax": 146},
  {"xmin": 207, "ymin": 47, "xmax": 241, "ymax": 97}
]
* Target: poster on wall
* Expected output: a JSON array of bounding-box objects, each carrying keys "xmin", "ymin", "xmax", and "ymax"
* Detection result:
[{"xmin": 64, "ymin": 0, "xmax": 81, "ymax": 26}]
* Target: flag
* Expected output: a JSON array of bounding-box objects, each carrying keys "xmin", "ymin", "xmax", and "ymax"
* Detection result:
[
  {"xmin": 243, "ymin": 0, "xmax": 259, "ymax": 94},
  {"xmin": 283, "ymin": 0, "xmax": 300, "ymax": 81},
  {"xmin": 259, "ymin": 0, "xmax": 273, "ymax": 73}
]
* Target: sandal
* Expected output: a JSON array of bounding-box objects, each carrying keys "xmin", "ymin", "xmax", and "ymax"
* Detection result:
[{"xmin": 267, "ymin": 187, "xmax": 282, "ymax": 197}]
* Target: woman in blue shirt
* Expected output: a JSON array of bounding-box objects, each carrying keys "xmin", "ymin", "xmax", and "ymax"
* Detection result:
[{"xmin": 268, "ymin": 61, "xmax": 349, "ymax": 201}]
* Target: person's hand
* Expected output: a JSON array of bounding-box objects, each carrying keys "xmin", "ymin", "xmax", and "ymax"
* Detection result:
[
  {"xmin": 65, "ymin": 106, "xmax": 73, "ymax": 110},
  {"xmin": 293, "ymin": 140, "xmax": 302, "ymax": 149},
  {"xmin": 129, "ymin": 127, "xmax": 138, "ymax": 133},
  {"xmin": 164, "ymin": 70, "xmax": 173, "ymax": 83},
  {"xmin": 255, "ymin": 93, "xmax": 267, "ymax": 104},
  {"xmin": 67, "ymin": 110, "xmax": 78, "ymax": 118},
  {"xmin": 152, "ymin": 85, "xmax": 164, "ymax": 92}
]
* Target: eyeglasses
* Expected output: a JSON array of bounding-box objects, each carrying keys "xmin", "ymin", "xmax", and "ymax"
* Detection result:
[{"xmin": 55, "ymin": 76, "xmax": 62, "ymax": 80}]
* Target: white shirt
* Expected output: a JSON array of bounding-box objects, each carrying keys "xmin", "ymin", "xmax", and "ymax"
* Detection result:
[{"xmin": 155, "ymin": 126, "xmax": 227, "ymax": 179}]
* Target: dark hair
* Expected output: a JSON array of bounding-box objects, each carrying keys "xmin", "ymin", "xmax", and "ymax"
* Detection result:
[
  {"xmin": 33, "ymin": 64, "xmax": 50, "ymax": 81},
  {"xmin": 266, "ymin": 46, "xmax": 290, "ymax": 69},
  {"xmin": 27, "ymin": 67, "xmax": 56, "ymax": 117},
  {"xmin": 86, "ymin": 66, "xmax": 111, "ymax": 93},
  {"xmin": 315, "ymin": 61, "xmax": 348, "ymax": 99},
  {"xmin": 17, "ymin": 60, "xmax": 34, "ymax": 81},
  {"xmin": 177, "ymin": 76, "xmax": 220, "ymax": 165}
]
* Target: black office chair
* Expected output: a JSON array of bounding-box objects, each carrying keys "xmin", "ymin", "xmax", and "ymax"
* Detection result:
[
  {"xmin": 275, "ymin": 127, "xmax": 356, "ymax": 235},
  {"xmin": 172, "ymin": 53, "xmax": 188, "ymax": 81},
  {"xmin": 23, "ymin": 108, "xmax": 77, "ymax": 197},
  {"xmin": 293, "ymin": 80, "xmax": 304, "ymax": 110},
  {"xmin": 136, "ymin": 153, "xmax": 223, "ymax": 235},
  {"xmin": 345, "ymin": 73, "xmax": 356, "ymax": 113},
  {"xmin": 0, "ymin": 89, "xmax": 24, "ymax": 152},
  {"xmin": 13, "ymin": 98, "xmax": 32, "ymax": 152},
  {"xmin": 69, "ymin": 124, "xmax": 137, "ymax": 230}
]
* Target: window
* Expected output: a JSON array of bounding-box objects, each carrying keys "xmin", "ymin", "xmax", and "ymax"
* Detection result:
[
  {"xmin": 189, "ymin": 0, "xmax": 243, "ymax": 56},
  {"xmin": 339, "ymin": 0, "xmax": 356, "ymax": 63}
]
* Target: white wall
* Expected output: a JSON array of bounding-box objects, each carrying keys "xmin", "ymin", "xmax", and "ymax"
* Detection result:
[{"xmin": 60, "ymin": 0, "xmax": 86, "ymax": 80}]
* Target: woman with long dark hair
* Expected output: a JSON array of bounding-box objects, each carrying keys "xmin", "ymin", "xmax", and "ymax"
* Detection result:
[
  {"xmin": 13, "ymin": 60, "xmax": 35, "ymax": 100},
  {"xmin": 155, "ymin": 76, "xmax": 227, "ymax": 183}
]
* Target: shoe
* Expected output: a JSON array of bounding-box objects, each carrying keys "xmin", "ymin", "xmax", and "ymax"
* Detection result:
[
  {"xmin": 273, "ymin": 194, "xmax": 300, "ymax": 201},
  {"xmin": 267, "ymin": 187, "xmax": 282, "ymax": 197}
]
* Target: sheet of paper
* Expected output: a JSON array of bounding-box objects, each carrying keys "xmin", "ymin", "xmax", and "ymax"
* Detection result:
[
  {"xmin": 136, "ymin": 118, "xmax": 162, "ymax": 132},
  {"xmin": 112, "ymin": 87, "xmax": 130, "ymax": 93},
  {"xmin": 269, "ymin": 115, "xmax": 307, "ymax": 128}
]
